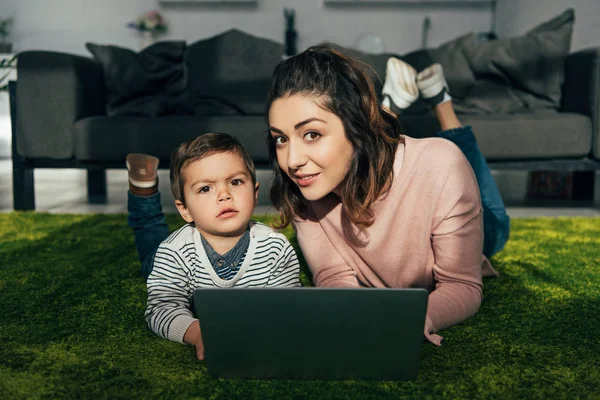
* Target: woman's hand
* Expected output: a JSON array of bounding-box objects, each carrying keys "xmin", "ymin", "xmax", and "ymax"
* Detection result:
[
  {"xmin": 183, "ymin": 320, "xmax": 205, "ymax": 360},
  {"xmin": 424, "ymin": 316, "xmax": 444, "ymax": 346}
]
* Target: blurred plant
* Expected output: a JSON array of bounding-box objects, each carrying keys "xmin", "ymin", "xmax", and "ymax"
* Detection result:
[
  {"xmin": 284, "ymin": 8, "xmax": 297, "ymax": 57},
  {"xmin": 127, "ymin": 10, "xmax": 167, "ymax": 35},
  {"xmin": 0, "ymin": 54, "xmax": 17, "ymax": 92},
  {"xmin": 0, "ymin": 18, "xmax": 12, "ymax": 43}
]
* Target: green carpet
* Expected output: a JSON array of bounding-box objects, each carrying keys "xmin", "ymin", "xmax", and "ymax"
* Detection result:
[{"xmin": 0, "ymin": 213, "xmax": 599, "ymax": 400}]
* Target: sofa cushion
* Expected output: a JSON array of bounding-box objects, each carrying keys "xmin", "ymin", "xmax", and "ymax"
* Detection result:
[
  {"xmin": 73, "ymin": 116, "xmax": 270, "ymax": 164},
  {"xmin": 462, "ymin": 8, "xmax": 574, "ymax": 109},
  {"xmin": 465, "ymin": 112, "xmax": 591, "ymax": 160},
  {"xmin": 184, "ymin": 29, "xmax": 284, "ymax": 115},
  {"xmin": 400, "ymin": 111, "xmax": 592, "ymax": 160},
  {"xmin": 74, "ymin": 112, "xmax": 592, "ymax": 165},
  {"xmin": 85, "ymin": 41, "xmax": 187, "ymax": 116}
]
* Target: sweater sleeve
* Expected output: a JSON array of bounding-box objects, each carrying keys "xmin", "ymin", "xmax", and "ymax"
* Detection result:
[
  {"xmin": 427, "ymin": 147, "xmax": 485, "ymax": 333},
  {"xmin": 293, "ymin": 208, "xmax": 360, "ymax": 288},
  {"xmin": 267, "ymin": 234, "xmax": 301, "ymax": 287},
  {"xmin": 145, "ymin": 244, "xmax": 197, "ymax": 344}
]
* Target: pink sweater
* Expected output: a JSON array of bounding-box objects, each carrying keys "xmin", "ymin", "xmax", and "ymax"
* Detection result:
[{"xmin": 293, "ymin": 136, "xmax": 498, "ymax": 334}]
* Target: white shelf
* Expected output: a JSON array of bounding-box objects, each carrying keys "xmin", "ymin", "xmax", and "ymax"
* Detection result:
[
  {"xmin": 324, "ymin": 0, "xmax": 493, "ymax": 4},
  {"xmin": 159, "ymin": 0, "xmax": 257, "ymax": 4}
]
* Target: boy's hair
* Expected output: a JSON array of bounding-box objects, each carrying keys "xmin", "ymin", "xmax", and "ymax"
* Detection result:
[
  {"xmin": 266, "ymin": 44, "xmax": 403, "ymax": 229},
  {"xmin": 170, "ymin": 132, "xmax": 256, "ymax": 206}
]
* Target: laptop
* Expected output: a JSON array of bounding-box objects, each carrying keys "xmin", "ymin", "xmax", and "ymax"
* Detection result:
[{"xmin": 193, "ymin": 287, "xmax": 428, "ymax": 380}]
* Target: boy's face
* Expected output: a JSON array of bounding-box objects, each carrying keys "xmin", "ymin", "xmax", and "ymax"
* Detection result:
[{"xmin": 175, "ymin": 151, "xmax": 258, "ymax": 242}]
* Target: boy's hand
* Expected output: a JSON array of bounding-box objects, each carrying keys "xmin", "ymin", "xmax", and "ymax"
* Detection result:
[{"xmin": 183, "ymin": 320, "xmax": 205, "ymax": 360}]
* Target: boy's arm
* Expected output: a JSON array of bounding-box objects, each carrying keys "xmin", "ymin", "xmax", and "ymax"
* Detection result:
[
  {"xmin": 145, "ymin": 245, "xmax": 198, "ymax": 344},
  {"xmin": 183, "ymin": 320, "xmax": 204, "ymax": 360},
  {"xmin": 266, "ymin": 235, "xmax": 301, "ymax": 287}
]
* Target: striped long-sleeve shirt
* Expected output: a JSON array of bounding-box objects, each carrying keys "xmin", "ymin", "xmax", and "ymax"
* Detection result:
[{"xmin": 145, "ymin": 221, "xmax": 301, "ymax": 343}]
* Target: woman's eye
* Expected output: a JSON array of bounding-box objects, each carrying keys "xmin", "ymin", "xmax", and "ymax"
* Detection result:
[
  {"xmin": 274, "ymin": 136, "xmax": 287, "ymax": 146},
  {"xmin": 305, "ymin": 131, "xmax": 321, "ymax": 141},
  {"xmin": 199, "ymin": 186, "xmax": 210, "ymax": 193},
  {"xmin": 230, "ymin": 179, "xmax": 243, "ymax": 186}
]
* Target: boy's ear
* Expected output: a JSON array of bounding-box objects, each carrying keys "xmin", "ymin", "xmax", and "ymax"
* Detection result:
[
  {"xmin": 175, "ymin": 200, "xmax": 194, "ymax": 223},
  {"xmin": 254, "ymin": 182, "xmax": 260, "ymax": 203}
]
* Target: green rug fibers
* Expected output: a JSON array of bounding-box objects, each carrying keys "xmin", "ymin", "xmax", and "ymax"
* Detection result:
[{"xmin": 0, "ymin": 213, "xmax": 599, "ymax": 400}]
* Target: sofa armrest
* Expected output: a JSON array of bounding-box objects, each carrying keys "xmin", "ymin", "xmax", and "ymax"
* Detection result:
[
  {"xmin": 561, "ymin": 47, "xmax": 600, "ymax": 160},
  {"xmin": 16, "ymin": 51, "xmax": 106, "ymax": 160}
]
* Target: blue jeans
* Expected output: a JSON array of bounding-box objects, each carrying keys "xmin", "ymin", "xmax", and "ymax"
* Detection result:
[
  {"xmin": 128, "ymin": 191, "xmax": 169, "ymax": 280},
  {"xmin": 437, "ymin": 126, "xmax": 510, "ymax": 258}
]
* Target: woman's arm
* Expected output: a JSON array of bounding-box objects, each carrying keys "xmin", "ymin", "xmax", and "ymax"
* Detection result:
[
  {"xmin": 427, "ymin": 146, "xmax": 485, "ymax": 339},
  {"xmin": 293, "ymin": 209, "xmax": 360, "ymax": 288}
]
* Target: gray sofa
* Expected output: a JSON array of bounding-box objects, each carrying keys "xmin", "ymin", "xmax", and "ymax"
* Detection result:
[{"xmin": 10, "ymin": 29, "xmax": 600, "ymax": 210}]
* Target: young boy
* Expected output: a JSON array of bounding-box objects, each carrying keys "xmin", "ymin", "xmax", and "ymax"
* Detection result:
[{"xmin": 126, "ymin": 133, "xmax": 301, "ymax": 360}]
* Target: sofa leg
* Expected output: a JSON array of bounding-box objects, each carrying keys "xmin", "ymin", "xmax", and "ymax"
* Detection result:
[
  {"xmin": 12, "ymin": 162, "xmax": 35, "ymax": 211},
  {"xmin": 88, "ymin": 168, "xmax": 107, "ymax": 204},
  {"xmin": 594, "ymin": 171, "xmax": 600, "ymax": 209},
  {"xmin": 9, "ymin": 80, "xmax": 35, "ymax": 211}
]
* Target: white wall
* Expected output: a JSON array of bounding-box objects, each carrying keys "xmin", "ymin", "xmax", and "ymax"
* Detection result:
[
  {"xmin": 1, "ymin": 0, "xmax": 493, "ymax": 56},
  {"xmin": 495, "ymin": 0, "xmax": 600, "ymax": 51}
]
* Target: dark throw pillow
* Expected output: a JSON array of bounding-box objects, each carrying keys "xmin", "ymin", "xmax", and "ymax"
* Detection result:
[
  {"xmin": 86, "ymin": 41, "xmax": 187, "ymax": 116},
  {"xmin": 462, "ymin": 8, "xmax": 575, "ymax": 108},
  {"xmin": 184, "ymin": 29, "xmax": 284, "ymax": 116},
  {"xmin": 332, "ymin": 46, "xmax": 398, "ymax": 96},
  {"xmin": 429, "ymin": 33, "xmax": 477, "ymax": 100}
]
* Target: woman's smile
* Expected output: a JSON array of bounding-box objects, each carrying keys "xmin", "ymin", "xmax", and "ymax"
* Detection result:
[{"xmin": 294, "ymin": 172, "xmax": 321, "ymax": 187}]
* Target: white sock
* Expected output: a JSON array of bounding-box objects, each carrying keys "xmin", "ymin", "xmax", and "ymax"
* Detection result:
[{"xmin": 440, "ymin": 91, "xmax": 452, "ymax": 105}]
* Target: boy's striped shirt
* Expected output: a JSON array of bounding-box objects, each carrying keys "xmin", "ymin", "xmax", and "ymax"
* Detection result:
[{"xmin": 145, "ymin": 221, "xmax": 301, "ymax": 343}]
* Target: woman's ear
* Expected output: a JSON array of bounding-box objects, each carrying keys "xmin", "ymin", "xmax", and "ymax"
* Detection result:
[{"xmin": 175, "ymin": 200, "xmax": 194, "ymax": 223}]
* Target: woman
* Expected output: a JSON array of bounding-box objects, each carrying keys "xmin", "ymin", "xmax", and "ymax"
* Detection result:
[{"xmin": 266, "ymin": 45, "xmax": 509, "ymax": 345}]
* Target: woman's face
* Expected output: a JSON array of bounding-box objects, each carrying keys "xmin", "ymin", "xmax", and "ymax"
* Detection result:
[{"xmin": 268, "ymin": 94, "xmax": 354, "ymax": 201}]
